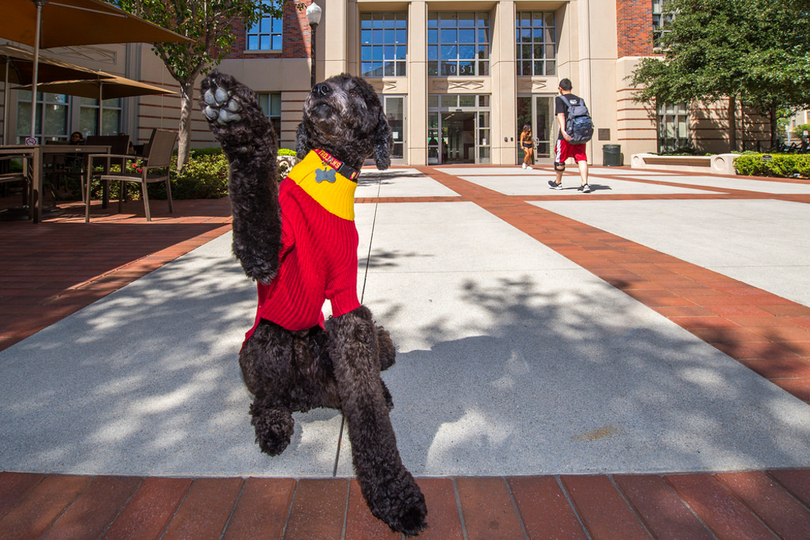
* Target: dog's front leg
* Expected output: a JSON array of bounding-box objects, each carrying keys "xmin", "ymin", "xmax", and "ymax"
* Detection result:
[
  {"xmin": 327, "ymin": 306, "xmax": 427, "ymax": 536},
  {"xmin": 200, "ymin": 71, "xmax": 281, "ymax": 284}
]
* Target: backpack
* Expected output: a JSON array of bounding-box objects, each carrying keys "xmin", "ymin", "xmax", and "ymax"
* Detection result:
[{"xmin": 562, "ymin": 95, "xmax": 594, "ymax": 144}]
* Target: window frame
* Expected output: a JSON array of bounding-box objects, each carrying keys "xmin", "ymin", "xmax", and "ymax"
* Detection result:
[
  {"xmin": 657, "ymin": 102, "xmax": 690, "ymax": 153},
  {"xmin": 246, "ymin": 2, "xmax": 283, "ymax": 52},
  {"xmin": 360, "ymin": 12, "xmax": 408, "ymax": 78},
  {"xmin": 427, "ymin": 11, "xmax": 491, "ymax": 77},
  {"xmin": 515, "ymin": 11, "xmax": 556, "ymax": 77},
  {"xmin": 258, "ymin": 92, "xmax": 282, "ymax": 145}
]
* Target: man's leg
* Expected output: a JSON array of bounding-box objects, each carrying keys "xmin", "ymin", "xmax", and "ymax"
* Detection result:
[
  {"xmin": 577, "ymin": 159, "xmax": 588, "ymax": 186},
  {"xmin": 551, "ymin": 140, "xmax": 564, "ymax": 188}
]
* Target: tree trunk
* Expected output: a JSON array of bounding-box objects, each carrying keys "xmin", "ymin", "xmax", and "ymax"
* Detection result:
[
  {"xmin": 728, "ymin": 95, "xmax": 738, "ymax": 152},
  {"xmin": 176, "ymin": 79, "xmax": 195, "ymax": 171},
  {"xmin": 769, "ymin": 106, "xmax": 778, "ymax": 149}
]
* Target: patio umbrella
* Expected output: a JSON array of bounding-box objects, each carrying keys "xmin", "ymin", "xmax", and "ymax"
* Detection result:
[
  {"xmin": 16, "ymin": 73, "xmax": 177, "ymax": 135},
  {"xmin": 0, "ymin": 0, "xmax": 189, "ymax": 140},
  {"xmin": 1, "ymin": 44, "xmax": 112, "ymax": 143}
]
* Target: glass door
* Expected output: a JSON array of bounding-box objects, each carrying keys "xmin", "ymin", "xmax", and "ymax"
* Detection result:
[
  {"xmin": 383, "ymin": 96, "xmax": 405, "ymax": 161},
  {"xmin": 517, "ymin": 95, "xmax": 553, "ymax": 164},
  {"xmin": 427, "ymin": 94, "xmax": 491, "ymax": 164}
]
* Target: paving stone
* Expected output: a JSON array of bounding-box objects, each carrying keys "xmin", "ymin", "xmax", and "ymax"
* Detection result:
[
  {"xmin": 221, "ymin": 477, "xmax": 294, "ymax": 540},
  {"xmin": 455, "ymin": 477, "xmax": 525, "ymax": 540}
]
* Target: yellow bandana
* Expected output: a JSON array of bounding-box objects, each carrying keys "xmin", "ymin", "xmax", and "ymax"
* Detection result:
[{"xmin": 288, "ymin": 150, "xmax": 358, "ymax": 220}]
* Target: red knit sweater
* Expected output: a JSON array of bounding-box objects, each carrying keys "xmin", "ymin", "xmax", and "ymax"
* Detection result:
[{"xmin": 244, "ymin": 151, "xmax": 361, "ymax": 342}]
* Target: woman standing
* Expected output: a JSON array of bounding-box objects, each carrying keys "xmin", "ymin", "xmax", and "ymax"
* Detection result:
[{"xmin": 520, "ymin": 124, "xmax": 534, "ymax": 169}]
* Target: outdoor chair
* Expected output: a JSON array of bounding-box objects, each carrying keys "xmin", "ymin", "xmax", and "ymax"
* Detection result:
[
  {"xmin": 0, "ymin": 154, "xmax": 34, "ymax": 216},
  {"xmin": 85, "ymin": 129, "xmax": 176, "ymax": 222},
  {"xmin": 84, "ymin": 134, "xmax": 131, "ymax": 204}
]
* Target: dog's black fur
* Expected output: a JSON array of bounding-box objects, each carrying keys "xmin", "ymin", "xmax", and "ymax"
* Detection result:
[{"xmin": 201, "ymin": 71, "xmax": 427, "ymax": 536}]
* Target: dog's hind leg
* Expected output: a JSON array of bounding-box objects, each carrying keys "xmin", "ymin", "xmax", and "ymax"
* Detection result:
[
  {"xmin": 249, "ymin": 397, "xmax": 294, "ymax": 456},
  {"xmin": 200, "ymin": 71, "xmax": 281, "ymax": 285},
  {"xmin": 239, "ymin": 322, "xmax": 299, "ymax": 455},
  {"xmin": 326, "ymin": 306, "xmax": 427, "ymax": 536},
  {"xmin": 377, "ymin": 325, "xmax": 396, "ymax": 371}
]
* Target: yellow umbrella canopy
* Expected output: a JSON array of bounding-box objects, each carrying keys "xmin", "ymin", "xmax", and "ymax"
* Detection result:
[
  {"xmin": 16, "ymin": 74, "xmax": 177, "ymax": 134},
  {"xmin": 0, "ymin": 44, "xmax": 109, "ymax": 85},
  {"xmin": 1, "ymin": 0, "xmax": 189, "ymax": 49},
  {"xmin": 1, "ymin": 44, "xmax": 113, "ymax": 143},
  {"xmin": 0, "ymin": 0, "xmax": 189, "ymax": 140},
  {"xmin": 18, "ymin": 74, "xmax": 178, "ymax": 100}
]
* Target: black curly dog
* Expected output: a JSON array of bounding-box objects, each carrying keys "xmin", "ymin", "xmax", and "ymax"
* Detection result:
[{"xmin": 201, "ymin": 71, "xmax": 427, "ymax": 536}]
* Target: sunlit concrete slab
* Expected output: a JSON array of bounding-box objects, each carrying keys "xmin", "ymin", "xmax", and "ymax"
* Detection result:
[
  {"xmin": 458, "ymin": 175, "xmax": 718, "ymax": 196},
  {"xmin": 530, "ymin": 198, "xmax": 810, "ymax": 308},
  {"xmin": 2, "ymin": 194, "xmax": 809, "ymax": 480},
  {"xmin": 626, "ymin": 174, "xmax": 810, "ymax": 194},
  {"xmin": 0, "ymin": 234, "xmax": 343, "ymax": 478},
  {"xmin": 334, "ymin": 201, "xmax": 810, "ymax": 476},
  {"xmin": 356, "ymin": 169, "xmax": 459, "ymax": 198}
]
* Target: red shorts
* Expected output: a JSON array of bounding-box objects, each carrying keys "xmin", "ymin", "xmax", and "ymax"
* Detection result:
[{"xmin": 554, "ymin": 139, "xmax": 587, "ymax": 169}]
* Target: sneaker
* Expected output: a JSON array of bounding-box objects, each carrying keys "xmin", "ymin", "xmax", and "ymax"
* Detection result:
[
  {"xmin": 522, "ymin": 163, "xmax": 527, "ymax": 169},
  {"xmin": 578, "ymin": 184, "xmax": 592, "ymax": 193},
  {"xmin": 548, "ymin": 180, "xmax": 562, "ymax": 190}
]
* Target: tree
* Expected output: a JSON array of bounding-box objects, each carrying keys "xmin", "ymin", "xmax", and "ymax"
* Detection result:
[
  {"xmin": 114, "ymin": 0, "xmax": 281, "ymax": 169},
  {"xmin": 631, "ymin": 0, "xmax": 810, "ymax": 151}
]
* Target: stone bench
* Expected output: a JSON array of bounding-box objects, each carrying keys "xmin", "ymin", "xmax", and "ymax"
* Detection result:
[{"xmin": 631, "ymin": 153, "xmax": 739, "ymax": 175}]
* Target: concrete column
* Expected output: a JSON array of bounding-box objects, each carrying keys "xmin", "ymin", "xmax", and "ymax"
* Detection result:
[
  {"xmin": 491, "ymin": 0, "xmax": 516, "ymax": 166},
  {"xmin": 322, "ymin": 0, "xmax": 349, "ymax": 79},
  {"xmin": 408, "ymin": 0, "xmax": 428, "ymax": 166},
  {"xmin": 577, "ymin": 0, "xmax": 594, "ymax": 161}
]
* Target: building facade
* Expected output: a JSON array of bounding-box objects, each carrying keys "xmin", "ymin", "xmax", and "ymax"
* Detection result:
[
  {"xmin": 209, "ymin": 0, "xmax": 660, "ymax": 166},
  {"xmin": 2, "ymin": 0, "xmax": 767, "ymax": 163}
]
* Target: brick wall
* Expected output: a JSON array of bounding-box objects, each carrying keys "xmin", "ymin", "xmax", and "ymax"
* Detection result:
[
  {"xmin": 616, "ymin": 0, "xmax": 653, "ymax": 58},
  {"xmin": 228, "ymin": 0, "xmax": 311, "ymax": 60}
]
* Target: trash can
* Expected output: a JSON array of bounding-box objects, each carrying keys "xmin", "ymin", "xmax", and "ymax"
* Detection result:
[{"xmin": 602, "ymin": 144, "xmax": 622, "ymax": 166}]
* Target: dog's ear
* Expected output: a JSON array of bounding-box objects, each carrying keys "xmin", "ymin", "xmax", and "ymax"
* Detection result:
[
  {"xmin": 373, "ymin": 108, "xmax": 392, "ymax": 170},
  {"xmin": 296, "ymin": 123, "xmax": 310, "ymax": 160}
]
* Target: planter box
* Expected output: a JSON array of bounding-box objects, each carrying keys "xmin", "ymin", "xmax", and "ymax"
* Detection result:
[{"xmin": 631, "ymin": 153, "xmax": 739, "ymax": 175}]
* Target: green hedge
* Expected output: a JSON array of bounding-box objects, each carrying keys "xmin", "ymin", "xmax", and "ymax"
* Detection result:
[
  {"xmin": 87, "ymin": 147, "xmax": 299, "ymax": 201},
  {"xmin": 734, "ymin": 153, "xmax": 810, "ymax": 178},
  {"xmin": 86, "ymin": 147, "xmax": 228, "ymax": 201}
]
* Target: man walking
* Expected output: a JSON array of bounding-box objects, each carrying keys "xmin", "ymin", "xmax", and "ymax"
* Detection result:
[{"xmin": 548, "ymin": 78, "xmax": 590, "ymax": 193}]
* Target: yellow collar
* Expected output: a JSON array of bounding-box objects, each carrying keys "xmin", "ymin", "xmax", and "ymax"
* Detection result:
[{"xmin": 288, "ymin": 150, "xmax": 358, "ymax": 220}]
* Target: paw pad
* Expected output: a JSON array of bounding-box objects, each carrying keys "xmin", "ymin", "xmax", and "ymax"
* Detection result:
[{"xmin": 202, "ymin": 83, "xmax": 242, "ymax": 125}]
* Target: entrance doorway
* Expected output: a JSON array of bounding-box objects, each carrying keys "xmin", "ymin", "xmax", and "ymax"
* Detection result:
[
  {"xmin": 517, "ymin": 95, "xmax": 553, "ymax": 164},
  {"xmin": 440, "ymin": 112, "xmax": 475, "ymax": 164},
  {"xmin": 428, "ymin": 94, "xmax": 491, "ymax": 165},
  {"xmin": 383, "ymin": 95, "xmax": 405, "ymax": 162}
]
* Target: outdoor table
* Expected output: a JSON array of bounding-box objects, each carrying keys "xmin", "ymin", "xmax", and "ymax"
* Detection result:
[{"xmin": 0, "ymin": 144, "xmax": 111, "ymax": 223}]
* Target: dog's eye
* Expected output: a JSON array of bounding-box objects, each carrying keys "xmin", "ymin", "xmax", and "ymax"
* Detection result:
[{"xmin": 349, "ymin": 90, "xmax": 358, "ymax": 98}]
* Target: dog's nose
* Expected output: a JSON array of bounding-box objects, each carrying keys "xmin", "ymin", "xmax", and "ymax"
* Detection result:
[{"xmin": 313, "ymin": 83, "xmax": 331, "ymax": 97}]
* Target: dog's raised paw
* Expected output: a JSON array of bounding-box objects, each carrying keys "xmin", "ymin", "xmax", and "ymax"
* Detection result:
[{"xmin": 202, "ymin": 80, "xmax": 242, "ymax": 126}]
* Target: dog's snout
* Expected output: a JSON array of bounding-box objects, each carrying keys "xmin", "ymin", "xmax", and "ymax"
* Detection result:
[{"xmin": 313, "ymin": 83, "xmax": 331, "ymax": 97}]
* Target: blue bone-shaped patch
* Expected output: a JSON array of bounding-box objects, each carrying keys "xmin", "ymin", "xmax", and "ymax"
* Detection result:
[{"xmin": 315, "ymin": 168, "xmax": 337, "ymax": 183}]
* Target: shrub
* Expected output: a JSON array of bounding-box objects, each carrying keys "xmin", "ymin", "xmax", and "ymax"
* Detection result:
[
  {"xmin": 87, "ymin": 146, "xmax": 300, "ymax": 201},
  {"xmin": 734, "ymin": 153, "xmax": 810, "ymax": 178}
]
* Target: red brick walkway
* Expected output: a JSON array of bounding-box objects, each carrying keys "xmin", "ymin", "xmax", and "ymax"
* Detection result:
[{"xmin": 2, "ymin": 169, "xmax": 810, "ymax": 539}]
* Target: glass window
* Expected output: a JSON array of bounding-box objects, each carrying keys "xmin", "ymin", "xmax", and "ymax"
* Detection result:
[
  {"xmin": 16, "ymin": 91, "xmax": 70, "ymax": 142},
  {"xmin": 428, "ymin": 11, "xmax": 490, "ymax": 76},
  {"xmin": 258, "ymin": 93, "xmax": 282, "ymax": 143},
  {"xmin": 360, "ymin": 12, "xmax": 407, "ymax": 77},
  {"xmin": 657, "ymin": 102, "xmax": 689, "ymax": 153},
  {"xmin": 78, "ymin": 97, "xmax": 121, "ymax": 136},
  {"xmin": 247, "ymin": 1, "xmax": 283, "ymax": 51},
  {"xmin": 515, "ymin": 11, "xmax": 556, "ymax": 76},
  {"xmin": 652, "ymin": 0, "xmax": 674, "ymax": 49}
]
